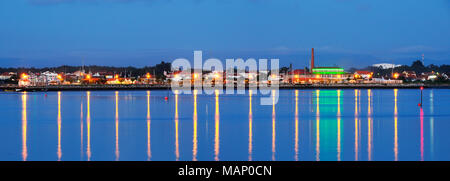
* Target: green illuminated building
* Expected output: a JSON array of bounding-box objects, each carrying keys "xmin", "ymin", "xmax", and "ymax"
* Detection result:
[{"xmin": 312, "ymin": 67, "xmax": 345, "ymax": 75}]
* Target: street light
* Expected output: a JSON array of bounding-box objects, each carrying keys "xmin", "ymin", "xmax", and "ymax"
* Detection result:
[
  {"xmin": 393, "ymin": 73, "xmax": 399, "ymax": 79},
  {"xmin": 21, "ymin": 73, "xmax": 29, "ymax": 80}
]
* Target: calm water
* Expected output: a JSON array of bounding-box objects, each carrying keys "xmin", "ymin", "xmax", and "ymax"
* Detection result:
[{"xmin": 0, "ymin": 89, "xmax": 449, "ymax": 161}]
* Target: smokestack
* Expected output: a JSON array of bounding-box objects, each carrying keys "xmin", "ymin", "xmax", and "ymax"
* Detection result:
[{"xmin": 311, "ymin": 48, "xmax": 315, "ymax": 71}]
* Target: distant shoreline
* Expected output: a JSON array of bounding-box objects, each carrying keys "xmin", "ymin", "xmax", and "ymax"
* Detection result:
[{"xmin": 2, "ymin": 84, "xmax": 450, "ymax": 92}]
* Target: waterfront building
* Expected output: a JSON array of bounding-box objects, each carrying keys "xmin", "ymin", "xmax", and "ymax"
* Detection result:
[
  {"xmin": 402, "ymin": 71, "xmax": 417, "ymax": 80},
  {"xmin": 41, "ymin": 71, "xmax": 61, "ymax": 85},
  {"xmin": 354, "ymin": 71, "xmax": 373, "ymax": 80},
  {"xmin": 0, "ymin": 72, "xmax": 15, "ymax": 80},
  {"xmin": 310, "ymin": 67, "xmax": 346, "ymax": 83}
]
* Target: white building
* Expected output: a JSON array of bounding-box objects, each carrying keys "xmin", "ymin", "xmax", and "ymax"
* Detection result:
[{"xmin": 41, "ymin": 71, "xmax": 59, "ymax": 83}]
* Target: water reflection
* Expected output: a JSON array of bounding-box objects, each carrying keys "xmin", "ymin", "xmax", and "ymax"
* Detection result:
[
  {"xmin": 86, "ymin": 91, "xmax": 91, "ymax": 161},
  {"xmin": 272, "ymin": 90, "xmax": 277, "ymax": 161},
  {"xmin": 295, "ymin": 90, "xmax": 299, "ymax": 161},
  {"xmin": 368, "ymin": 89, "xmax": 372, "ymax": 161},
  {"xmin": 354, "ymin": 89, "xmax": 359, "ymax": 161},
  {"xmin": 9, "ymin": 89, "xmax": 448, "ymax": 161},
  {"xmin": 214, "ymin": 90, "xmax": 220, "ymax": 161},
  {"xmin": 147, "ymin": 91, "xmax": 151, "ymax": 161},
  {"xmin": 394, "ymin": 89, "xmax": 398, "ymax": 161},
  {"xmin": 316, "ymin": 90, "xmax": 320, "ymax": 161},
  {"xmin": 337, "ymin": 90, "xmax": 341, "ymax": 161},
  {"xmin": 193, "ymin": 90, "xmax": 198, "ymax": 161},
  {"xmin": 248, "ymin": 90, "xmax": 253, "ymax": 161},
  {"xmin": 57, "ymin": 92, "xmax": 62, "ymax": 161},
  {"xmin": 115, "ymin": 91, "xmax": 119, "ymax": 161},
  {"xmin": 420, "ymin": 107, "xmax": 424, "ymax": 161},
  {"xmin": 175, "ymin": 91, "xmax": 179, "ymax": 161},
  {"xmin": 21, "ymin": 92, "xmax": 27, "ymax": 161}
]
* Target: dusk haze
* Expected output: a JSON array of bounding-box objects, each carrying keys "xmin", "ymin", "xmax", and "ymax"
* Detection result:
[{"xmin": 1, "ymin": 0, "xmax": 449, "ymax": 68}]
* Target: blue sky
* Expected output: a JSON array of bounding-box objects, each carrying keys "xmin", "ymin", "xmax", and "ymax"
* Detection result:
[{"xmin": 0, "ymin": 0, "xmax": 449, "ymax": 68}]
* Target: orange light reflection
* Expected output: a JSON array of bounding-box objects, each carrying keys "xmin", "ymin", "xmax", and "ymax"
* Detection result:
[
  {"xmin": 22, "ymin": 92, "xmax": 28, "ymax": 161},
  {"xmin": 57, "ymin": 92, "xmax": 62, "ymax": 161},
  {"xmin": 147, "ymin": 91, "xmax": 151, "ymax": 161},
  {"xmin": 214, "ymin": 90, "xmax": 220, "ymax": 161},
  {"xmin": 193, "ymin": 90, "xmax": 198, "ymax": 161}
]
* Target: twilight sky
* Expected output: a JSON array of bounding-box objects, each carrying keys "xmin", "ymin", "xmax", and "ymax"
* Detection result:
[{"xmin": 0, "ymin": 0, "xmax": 449, "ymax": 68}]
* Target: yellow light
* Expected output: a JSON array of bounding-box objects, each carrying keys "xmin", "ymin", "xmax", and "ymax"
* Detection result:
[
  {"xmin": 115, "ymin": 74, "xmax": 119, "ymax": 79},
  {"xmin": 21, "ymin": 73, "xmax": 29, "ymax": 80},
  {"xmin": 393, "ymin": 73, "xmax": 399, "ymax": 79},
  {"xmin": 214, "ymin": 73, "xmax": 220, "ymax": 79},
  {"xmin": 57, "ymin": 74, "xmax": 63, "ymax": 80},
  {"xmin": 214, "ymin": 89, "xmax": 220, "ymax": 161},
  {"xmin": 146, "ymin": 73, "xmax": 151, "ymax": 79},
  {"xmin": 22, "ymin": 93, "xmax": 27, "ymax": 161},
  {"xmin": 337, "ymin": 75, "xmax": 341, "ymax": 78},
  {"xmin": 174, "ymin": 74, "xmax": 179, "ymax": 78},
  {"xmin": 86, "ymin": 74, "xmax": 91, "ymax": 79},
  {"xmin": 57, "ymin": 92, "xmax": 62, "ymax": 161},
  {"xmin": 193, "ymin": 89, "xmax": 198, "ymax": 161},
  {"xmin": 316, "ymin": 75, "xmax": 320, "ymax": 78},
  {"xmin": 294, "ymin": 75, "xmax": 299, "ymax": 79},
  {"xmin": 193, "ymin": 73, "xmax": 199, "ymax": 79}
]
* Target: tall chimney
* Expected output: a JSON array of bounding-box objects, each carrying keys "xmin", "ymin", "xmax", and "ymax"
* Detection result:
[{"xmin": 311, "ymin": 48, "xmax": 315, "ymax": 71}]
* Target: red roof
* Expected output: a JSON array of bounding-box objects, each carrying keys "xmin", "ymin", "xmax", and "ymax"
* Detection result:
[{"xmin": 355, "ymin": 71, "xmax": 371, "ymax": 75}]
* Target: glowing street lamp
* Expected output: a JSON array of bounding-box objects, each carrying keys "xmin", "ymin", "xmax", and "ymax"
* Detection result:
[
  {"xmin": 393, "ymin": 73, "xmax": 399, "ymax": 79},
  {"xmin": 21, "ymin": 73, "xmax": 29, "ymax": 80},
  {"xmin": 146, "ymin": 73, "xmax": 151, "ymax": 79}
]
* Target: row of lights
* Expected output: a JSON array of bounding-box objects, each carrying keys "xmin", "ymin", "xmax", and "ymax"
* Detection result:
[{"xmin": 20, "ymin": 73, "xmax": 153, "ymax": 81}]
